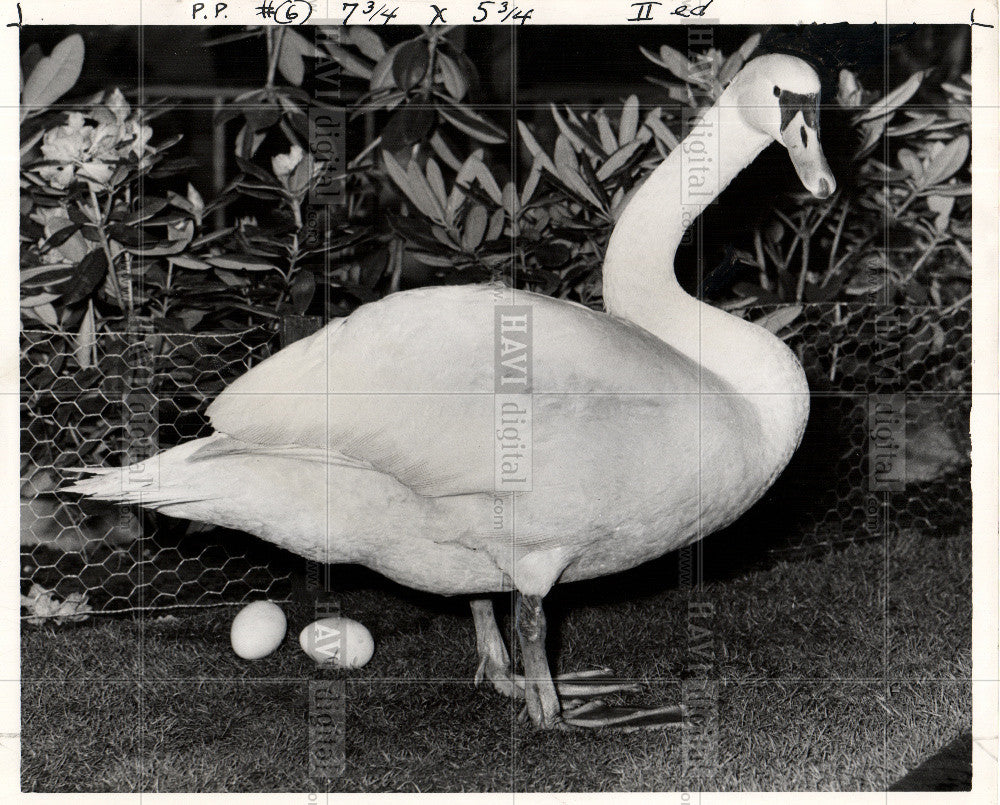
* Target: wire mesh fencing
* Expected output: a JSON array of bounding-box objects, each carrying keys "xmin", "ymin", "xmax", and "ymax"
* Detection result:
[
  {"xmin": 737, "ymin": 301, "xmax": 971, "ymax": 558},
  {"xmin": 20, "ymin": 301, "xmax": 971, "ymax": 618},
  {"xmin": 20, "ymin": 325, "xmax": 288, "ymax": 619}
]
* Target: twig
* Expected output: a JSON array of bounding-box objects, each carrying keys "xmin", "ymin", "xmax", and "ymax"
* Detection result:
[
  {"xmin": 795, "ymin": 232, "xmax": 811, "ymax": 302},
  {"xmin": 899, "ymin": 233, "xmax": 943, "ymax": 285},
  {"xmin": 87, "ymin": 187, "xmax": 127, "ymax": 313},
  {"xmin": 265, "ymin": 28, "xmax": 285, "ymax": 89},
  {"xmin": 825, "ymin": 197, "xmax": 850, "ymax": 280}
]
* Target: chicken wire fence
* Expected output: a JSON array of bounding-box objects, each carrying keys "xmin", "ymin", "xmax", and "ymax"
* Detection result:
[{"xmin": 20, "ymin": 302, "xmax": 971, "ymax": 619}]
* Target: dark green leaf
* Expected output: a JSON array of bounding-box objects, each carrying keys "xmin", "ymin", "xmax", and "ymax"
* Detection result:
[
  {"xmin": 213, "ymin": 105, "xmax": 244, "ymax": 128},
  {"xmin": 235, "ymin": 156, "xmax": 276, "ymax": 184},
  {"xmin": 290, "ymin": 270, "xmax": 316, "ymax": 313},
  {"xmin": 381, "ymin": 106, "xmax": 435, "ymax": 152},
  {"xmin": 21, "ymin": 44, "xmax": 44, "ymax": 78},
  {"xmin": 438, "ymin": 103, "xmax": 507, "ymax": 145},
  {"xmin": 21, "ymin": 215, "xmax": 45, "ymax": 241},
  {"xmin": 106, "ymin": 223, "xmax": 144, "ymax": 247},
  {"xmin": 190, "ymin": 227, "xmax": 234, "ymax": 249},
  {"xmin": 534, "ymin": 243, "xmax": 571, "ymax": 268},
  {"xmin": 278, "ymin": 29, "xmax": 310, "ymax": 86},
  {"xmin": 577, "ymin": 152, "xmax": 611, "ymax": 210},
  {"xmin": 152, "ymin": 133, "xmax": 184, "ymax": 151},
  {"xmin": 66, "ymin": 206, "xmax": 92, "ymax": 226},
  {"xmin": 206, "ymin": 255, "xmax": 281, "ymax": 271},
  {"xmin": 245, "ymin": 106, "xmax": 282, "ymax": 133},
  {"xmin": 39, "ymin": 224, "xmax": 80, "ymax": 252},
  {"xmin": 235, "ymin": 187, "xmax": 284, "ymax": 201},
  {"xmin": 462, "ymin": 204, "xmax": 488, "ymax": 251},
  {"xmin": 61, "ymin": 249, "xmax": 108, "ymax": 305},
  {"xmin": 392, "ymin": 40, "xmax": 430, "ymax": 92},
  {"xmin": 149, "ymin": 157, "xmax": 199, "ymax": 178},
  {"xmin": 142, "ymin": 211, "xmax": 192, "ymax": 227},
  {"xmin": 436, "ymin": 51, "xmax": 468, "ymax": 100},
  {"xmin": 922, "ymin": 135, "xmax": 970, "ymax": 187},
  {"xmin": 122, "ymin": 197, "xmax": 169, "ymax": 225}
]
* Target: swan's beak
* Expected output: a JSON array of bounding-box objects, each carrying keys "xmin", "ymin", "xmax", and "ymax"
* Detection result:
[{"xmin": 781, "ymin": 111, "xmax": 836, "ymax": 200}]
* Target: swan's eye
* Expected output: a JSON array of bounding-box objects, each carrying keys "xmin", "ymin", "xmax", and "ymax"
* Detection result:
[
  {"xmin": 773, "ymin": 85, "xmax": 780, "ymax": 97},
  {"xmin": 800, "ymin": 126, "xmax": 808, "ymax": 147}
]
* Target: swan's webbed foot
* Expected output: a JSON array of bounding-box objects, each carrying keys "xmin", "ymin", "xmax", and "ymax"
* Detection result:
[
  {"xmin": 561, "ymin": 700, "xmax": 687, "ymax": 730},
  {"xmin": 547, "ymin": 668, "xmax": 686, "ymax": 730}
]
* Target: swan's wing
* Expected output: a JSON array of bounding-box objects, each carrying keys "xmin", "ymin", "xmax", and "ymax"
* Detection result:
[
  {"xmin": 206, "ymin": 284, "xmax": 707, "ymax": 497},
  {"xmin": 206, "ymin": 286, "xmax": 498, "ymax": 496}
]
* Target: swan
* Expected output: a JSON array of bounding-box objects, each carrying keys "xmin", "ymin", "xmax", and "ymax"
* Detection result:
[{"xmin": 68, "ymin": 54, "xmax": 835, "ymax": 730}]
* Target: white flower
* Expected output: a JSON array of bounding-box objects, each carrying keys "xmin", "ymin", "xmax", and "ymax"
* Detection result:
[
  {"xmin": 33, "ymin": 98, "xmax": 155, "ymax": 190},
  {"xmin": 105, "ymin": 87, "xmax": 131, "ymax": 123},
  {"xmin": 21, "ymin": 583, "xmax": 91, "ymax": 625},
  {"xmin": 125, "ymin": 119, "xmax": 153, "ymax": 157},
  {"xmin": 272, "ymin": 145, "xmax": 304, "ymax": 178},
  {"xmin": 77, "ymin": 161, "xmax": 115, "ymax": 184}
]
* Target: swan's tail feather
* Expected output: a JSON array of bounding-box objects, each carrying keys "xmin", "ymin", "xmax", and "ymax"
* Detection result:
[
  {"xmin": 62, "ymin": 437, "xmax": 218, "ymax": 516},
  {"xmin": 64, "ymin": 472, "xmax": 211, "ymax": 508},
  {"xmin": 63, "ymin": 470, "xmax": 214, "ymax": 511}
]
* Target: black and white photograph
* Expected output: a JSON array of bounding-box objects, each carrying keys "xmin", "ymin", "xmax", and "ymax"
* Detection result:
[{"xmin": 8, "ymin": 0, "xmax": 999, "ymax": 796}]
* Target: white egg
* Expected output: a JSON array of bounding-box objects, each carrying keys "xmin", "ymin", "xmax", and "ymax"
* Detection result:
[
  {"xmin": 230, "ymin": 601, "xmax": 287, "ymax": 660},
  {"xmin": 299, "ymin": 616, "xmax": 374, "ymax": 668}
]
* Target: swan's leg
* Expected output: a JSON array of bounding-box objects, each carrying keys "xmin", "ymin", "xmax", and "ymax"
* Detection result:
[
  {"xmin": 471, "ymin": 598, "xmax": 630, "ymax": 702},
  {"xmin": 515, "ymin": 593, "xmax": 562, "ymax": 729},
  {"xmin": 470, "ymin": 598, "xmax": 523, "ymax": 699},
  {"xmin": 472, "ymin": 596, "xmax": 684, "ymax": 729}
]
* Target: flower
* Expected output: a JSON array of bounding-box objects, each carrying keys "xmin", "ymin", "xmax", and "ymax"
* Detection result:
[
  {"xmin": 272, "ymin": 145, "xmax": 304, "ymax": 178},
  {"xmin": 32, "ymin": 91, "xmax": 155, "ymax": 190},
  {"xmin": 105, "ymin": 87, "xmax": 131, "ymax": 123},
  {"xmin": 21, "ymin": 583, "xmax": 92, "ymax": 625},
  {"xmin": 273, "ymin": 145, "xmax": 328, "ymax": 202}
]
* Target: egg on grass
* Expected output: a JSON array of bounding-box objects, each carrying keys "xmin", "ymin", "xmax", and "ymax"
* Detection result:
[
  {"xmin": 230, "ymin": 600, "xmax": 287, "ymax": 660},
  {"xmin": 299, "ymin": 616, "xmax": 375, "ymax": 668}
]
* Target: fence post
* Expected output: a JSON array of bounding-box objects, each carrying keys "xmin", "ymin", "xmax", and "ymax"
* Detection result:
[{"xmin": 280, "ymin": 314, "xmax": 324, "ymax": 348}]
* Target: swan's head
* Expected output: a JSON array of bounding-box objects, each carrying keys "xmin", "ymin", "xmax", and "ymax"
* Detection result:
[{"xmin": 734, "ymin": 54, "xmax": 837, "ymax": 199}]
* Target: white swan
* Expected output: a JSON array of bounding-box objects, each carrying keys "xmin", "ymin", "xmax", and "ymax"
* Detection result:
[{"xmin": 69, "ymin": 54, "xmax": 835, "ymax": 729}]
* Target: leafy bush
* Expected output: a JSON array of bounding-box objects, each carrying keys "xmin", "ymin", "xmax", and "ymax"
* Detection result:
[
  {"xmin": 341, "ymin": 31, "xmax": 971, "ymax": 315},
  {"xmin": 21, "ymin": 28, "xmax": 971, "ymax": 349},
  {"xmin": 20, "ymin": 30, "xmax": 374, "ymax": 354}
]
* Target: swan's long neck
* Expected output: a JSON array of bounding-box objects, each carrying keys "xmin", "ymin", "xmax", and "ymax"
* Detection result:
[{"xmin": 602, "ymin": 91, "xmax": 809, "ymax": 467}]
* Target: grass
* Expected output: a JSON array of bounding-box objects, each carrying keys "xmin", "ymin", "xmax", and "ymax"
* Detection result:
[{"xmin": 22, "ymin": 526, "xmax": 971, "ymax": 792}]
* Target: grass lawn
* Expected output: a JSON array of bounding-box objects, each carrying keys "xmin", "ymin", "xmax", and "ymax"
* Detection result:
[{"xmin": 21, "ymin": 527, "xmax": 971, "ymax": 792}]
